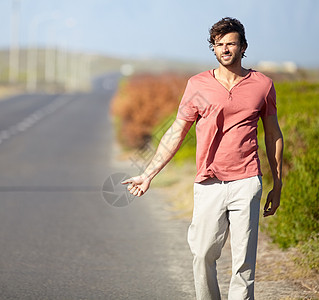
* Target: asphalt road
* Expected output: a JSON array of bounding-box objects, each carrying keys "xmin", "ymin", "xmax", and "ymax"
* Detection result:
[{"xmin": 0, "ymin": 74, "xmax": 196, "ymax": 300}]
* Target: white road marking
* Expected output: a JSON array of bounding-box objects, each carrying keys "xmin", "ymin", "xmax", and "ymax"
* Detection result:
[{"xmin": 0, "ymin": 95, "xmax": 73, "ymax": 147}]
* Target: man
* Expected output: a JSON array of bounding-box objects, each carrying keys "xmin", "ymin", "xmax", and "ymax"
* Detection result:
[{"xmin": 122, "ymin": 17, "xmax": 283, "ymax": 300}]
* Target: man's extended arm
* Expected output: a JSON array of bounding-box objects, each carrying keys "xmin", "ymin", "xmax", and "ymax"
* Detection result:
[
  {"xmin": 262, "ymin": 114, "xmax": 284, "ymax": 217},
  {"xmin": 122, "ymin": 118, "xmax": 194, "ymax": 197}
]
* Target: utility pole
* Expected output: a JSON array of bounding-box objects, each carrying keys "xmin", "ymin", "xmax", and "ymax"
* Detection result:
[
  {"xmin": 9, "ymin": 0, "xmax": 20, "ymax": 84},
  {"xmin": 26, "ymin": 11, "xmax": 60, "ymax": 92}
]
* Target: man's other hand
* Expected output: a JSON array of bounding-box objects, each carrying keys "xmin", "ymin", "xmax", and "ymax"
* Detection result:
[{"xmin": 263, "ymin": 188, "xmax": 281, "ymax": 217}]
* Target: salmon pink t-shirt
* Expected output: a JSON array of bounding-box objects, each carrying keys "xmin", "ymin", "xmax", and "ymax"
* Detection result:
[{"xmin": 177, "ymin": 69, "xmax": 277, "ymax": 183}]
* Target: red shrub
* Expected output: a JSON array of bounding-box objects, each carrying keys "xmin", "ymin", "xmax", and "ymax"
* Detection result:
[{"xmin": 112, "ymin": 73, "xmax": 189, "ymax": 148}]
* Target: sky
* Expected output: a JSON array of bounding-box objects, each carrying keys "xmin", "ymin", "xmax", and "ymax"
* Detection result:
[{"xmin": 1, "ymin": 0, "xmax": 319, "ymax": 68}]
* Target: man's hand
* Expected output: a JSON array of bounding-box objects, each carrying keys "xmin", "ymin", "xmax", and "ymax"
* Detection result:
[
  {"xmin": 121, "ymin": 174, "xmax": 151, "ymax": 197},
  {"xmin": 263, "ymin": 187, "xmax": 281, "ymax": 217},
  {"xmin": 262, "ymin": 114, "xmax": 283, "ymax": 217}
]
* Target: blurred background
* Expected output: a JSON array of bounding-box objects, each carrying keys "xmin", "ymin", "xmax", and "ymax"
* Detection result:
[
  {"xmin": 1, "ymin": 0, "xmax": 319, "ymax": 93},
  {"xmin": 0, "ymin": 0, "xmax": 318, "ymax": 298}
]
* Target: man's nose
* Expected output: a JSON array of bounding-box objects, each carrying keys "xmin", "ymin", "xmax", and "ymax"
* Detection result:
[{"xmin": 222, "ymin": 44, "xmax": 229, "ymax": 52}]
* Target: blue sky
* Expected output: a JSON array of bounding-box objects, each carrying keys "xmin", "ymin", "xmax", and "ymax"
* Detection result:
[{"xmin": 1, "ymin": 0, "xmax": 319, "ymax": 67}]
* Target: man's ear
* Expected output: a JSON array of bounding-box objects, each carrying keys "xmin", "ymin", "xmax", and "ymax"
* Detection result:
[
  {"xmin": 211, "ymin": 47, "xmax": 216, "ymax": 56},
  {"xmin": 240, "ymin": 44, "xmax": 247, "ymax": 58},
  {"xmin": 241, "ymin": 45, "xmax": 247, "ymax": 55}
]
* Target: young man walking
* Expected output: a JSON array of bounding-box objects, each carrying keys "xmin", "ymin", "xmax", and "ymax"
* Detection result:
[{"xmin": 122, "ymin": 17, "xmax": 283, "ymax": 300}]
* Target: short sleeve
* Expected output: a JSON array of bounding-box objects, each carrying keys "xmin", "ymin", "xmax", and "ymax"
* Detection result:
[
  {"xmin": 261, "ymin": 81, "xmax": 277, "ymax": 118},
  {"xmin": 176, "ymin": 79, "xmax": 198, "ymax": 121}
]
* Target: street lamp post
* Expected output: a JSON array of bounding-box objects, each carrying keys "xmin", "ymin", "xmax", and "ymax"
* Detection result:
[
  {"xmin": 9, "ymin": 0, "xmax": 20, "ymax": 84},
  {"xmin": 49, "ymin": 18, "xmax": 82, "ymax": 91},
  {"xmin": 26, "ymin": 12, "xmax": 59, "ymax": 92}
]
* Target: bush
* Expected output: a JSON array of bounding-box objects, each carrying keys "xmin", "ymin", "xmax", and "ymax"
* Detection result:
[{"xmin": 111, "ymin": 73, "xmax": 189, "ymax": 148}]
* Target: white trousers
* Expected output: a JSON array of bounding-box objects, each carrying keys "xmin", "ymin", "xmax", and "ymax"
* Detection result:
[{"xmin": 187, "ymin": 176, "xmax": 262, "ymax": 300}]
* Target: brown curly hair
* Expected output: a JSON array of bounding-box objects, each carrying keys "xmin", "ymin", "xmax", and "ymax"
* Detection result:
[{"xmin": 208, "ymin": 17, "xmax": 248, "ymax": 58}]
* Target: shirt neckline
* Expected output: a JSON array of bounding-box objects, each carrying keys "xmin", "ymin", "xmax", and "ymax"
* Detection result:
[{"xmin": 208, "ymin": 68, "xmax": 252, "ymax": 93}]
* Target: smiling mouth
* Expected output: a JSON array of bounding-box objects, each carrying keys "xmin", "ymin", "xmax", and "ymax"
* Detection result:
[{"xmin": 222, "ymin": 54, "xmax": 232, "ymax": 60}]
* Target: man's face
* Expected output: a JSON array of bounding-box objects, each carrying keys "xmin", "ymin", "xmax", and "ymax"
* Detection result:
[{"xmin": 213, "ymin": 32, "xmax": 246, "ymax": 66}]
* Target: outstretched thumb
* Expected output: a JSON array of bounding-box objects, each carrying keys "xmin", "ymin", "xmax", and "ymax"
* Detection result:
[{"xmin": 121, "ymin": 178, "xmax": 133, "ymax": 185}]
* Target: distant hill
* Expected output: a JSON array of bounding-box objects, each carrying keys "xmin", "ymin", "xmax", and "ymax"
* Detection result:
[
  {"xmin": 0, "ymin": 48, "xmax": 318, "ymax": 94},
  {"xmin": 0, "ymin": 48, "xmax": 212, "ymax": 93}
]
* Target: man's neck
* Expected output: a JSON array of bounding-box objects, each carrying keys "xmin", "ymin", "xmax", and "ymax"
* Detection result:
[{"xmin": 215, "ymin": 64, "xmax": 248, "ymax": 83}]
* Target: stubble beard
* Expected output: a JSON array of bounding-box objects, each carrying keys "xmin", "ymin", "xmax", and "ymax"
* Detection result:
[{"xmin": 216, "ymin": 50, "xmax": 242, "ymax": 67}]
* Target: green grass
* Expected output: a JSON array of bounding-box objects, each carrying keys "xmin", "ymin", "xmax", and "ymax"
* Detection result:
[{"xmin": 259, "ymin": 81, "xmax": 319, "ymax": 271}]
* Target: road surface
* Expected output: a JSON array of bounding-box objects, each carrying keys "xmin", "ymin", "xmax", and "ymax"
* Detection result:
[{"xmin": 0, "ymin": 74, "xmax": 196, "ymax": 299}]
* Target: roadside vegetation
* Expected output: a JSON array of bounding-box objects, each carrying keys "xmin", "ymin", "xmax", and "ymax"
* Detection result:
[{"xmin": 111, "ymin": 72, "xmax": 319, "ymax": 273}]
